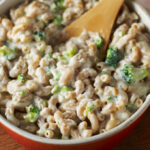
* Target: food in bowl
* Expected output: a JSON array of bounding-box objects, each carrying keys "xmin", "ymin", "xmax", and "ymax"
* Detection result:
[{"xmin": 0, "ymin": 0, "xmax": 150, "ymax": 140}]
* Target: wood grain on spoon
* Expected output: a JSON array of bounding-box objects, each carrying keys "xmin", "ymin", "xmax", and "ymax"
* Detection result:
[{"xmin": 65, "ymin": 0, "xmax": 124, "ymax": 55}]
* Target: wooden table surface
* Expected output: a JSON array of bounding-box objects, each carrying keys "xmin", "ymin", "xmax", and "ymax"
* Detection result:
[{"xmin": 0, "ymin": 108, "xmax": 149, "ymax": 150}]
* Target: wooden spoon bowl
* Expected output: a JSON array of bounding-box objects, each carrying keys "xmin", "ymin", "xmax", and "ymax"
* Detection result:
[{"xmin": 65, "ymin": 0, "xmax": 124, "ymax": 57}]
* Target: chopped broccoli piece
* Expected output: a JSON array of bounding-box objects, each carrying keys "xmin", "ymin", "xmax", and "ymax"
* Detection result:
[
  {"xmin": 19, "ymin": 91, "xmax": 27, "ymax": 96},
  {"xmin": 0, "ymin": 45, "xmax": 17, "ymax": 60},
  {"xmin": 122, "ymin": 65, "xmax": 148, "ymax": 84},
  {"xmin": 38, "ymin": 41, "xmax": 46, "ymax": 56},
  {"xmin": 50, "ymin": 2, "xmax": 58, "ymax": 12},
  {"xmin": 54, "ymin": 15, "xmax": 62, "ymax": 26},
  {"xmin": 17, "ymin": 75, "xmax": 26, "ymax": 83},
  {"xmin": 84, "ymin": 104, "xmax": 95, "ymax": 116},
  {"xmin": 101, "ymin": 71, "xmax": 108, "ymax": 75},
  {"xmin": 51, "ymin": 0, "xmax": 66, "ymax": 12},
  {"xmin": 51, "ymin": 86, "xmax": 61, "ymax": 94},
  {"xmin": 41, "ymin": 128, "xmax": 47, "ymax": 134},
  {"xmin": 107, "ymin": 96, "xmax": 113, "ymax": 101},
  {"xmin": 59, "ymin": 56, "xmax": 67, "ymax": 60},
  {"xmin": 56, "ymin": 0, "xmax": 66, "ymax": 10},
  {"xmin": 60, "ymin": 86, "xmax": 73, "ymax": 96},
  {"xmin": 24, "ymin": 107, "xmax": 40, "ymax": 123},
  {"xmin": 59, "ymin": 56, "xmax": 68, "ymax": 63},
  {"xmin": 126, "ymin": 103, "xmax": 136, "ymax": 112},
  {"xmin": 62, "ymin": 135, "xmax": 69, "ymax": 140},
  {"xmin": 41, "ymin": 100, "xmax": 48, "ymax": 107},
  {"xmin": 55, "ymin": 72, "xmax": 61, "ymax": 81},
  {"xmin": 95, "ymin": 36, "xmax": 104, "ymax": 49},
  {"xmin": 3, "ymin": 40, "xmax": 10, "ymax": 47},
  {"xmin": 107, "ymin": 96, "xmax": 118, "ymax": 101},
  {"xmin": 34, "ymin": 31, "xmax": 46, "ymax": 41},
  {"xmin": 65, "ymin": 48, "xmax": 77, "ymax": 57},
  {"xmin": 105, "ymin": 46, "xmax": 123, "ymax": 67},
  {"xmin": 51, "ymin": 85, "xmax": 73, "ymax": 95},
  {"xmin": 45, "ymin": 54, "xmax": 52, "ymax": 59},
  {"xmin": 119, "ymin": 31, "xmax": 125, "ymax": 37},
  {"xmin": 61, "ymin": 86, "xmax": 72, "ymax": 92},
  {"xmin": 51, "ymin": 69, "xmax": 61, "ymax": 81}
]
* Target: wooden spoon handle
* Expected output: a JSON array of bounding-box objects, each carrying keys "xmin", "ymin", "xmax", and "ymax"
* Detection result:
[{"xmin": 65, "ymin": 0, "xmax": 124, "ymax": 45}]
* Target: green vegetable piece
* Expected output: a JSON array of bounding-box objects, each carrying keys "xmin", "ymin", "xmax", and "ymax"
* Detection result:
[
  {"xmin": 105, "ymin": 46, "xmax": 123, "ymax": 67},
  {"xmin": 38, "ymin": 41, "xmax": 46, "ymax": 56},
  {"xmin": 62, "ymin": 135, "xmax": 69, "ymax": 140},
  {"xmin": 19, "ymin": 91, "xmax": 27, "ymax": 96},
  {"xmin": 125, "ymin": 103, "xmax": 136, "ymax": 112},
  {"xmin": 50, "ymin": 2, "xmax": 58, "ymax": 12},
  {"xmin": 34, "ymin": 31, "xmax": 46, "ymax": 42},
  {"xmin": 42, "ymin": 101, "xmax": 48, "ymax": 107},
  {"xmin": 57, "ymin": 0, "xmax": 66, "ymax": 10},
  {"xmin": 55, "ymin": 72, "xmax": 61, "ymax": 81},
  {"xmin": 17, "ymin": 75, "xmax": 26, "ymax": 83},
  {"xmin": 107, "ymin": 96, "xmax": 117, "ymax": 101},
  {"xmin": 65, "ymin": 48, "xmax": 77, "ymax": 57},
  {"xmin": 120, "ymin": 31, "xmax": 125, "ymax": 37},
  {"xmin": 84, "ymin": 104, "xmax": 95, "ymax": 116},
  {"xmin": 45, "ymin": 54, "xmax": 52, "ymax": 59},
  {"xmin": 59, "ymin": 56, "xmax": 67, "ymax": 61},
  {"xmin": 122, "ymin": 65, "xmax": 148, "ymax": 84},
  {"xmin": 61, "ymin": 86, "xmax": 72, "ymax": 92},
  {"xmin": 101, "ymin": 71, "xmax": 108, "ymax": 75},
  {"xmin": 41, "ymin": 128, "xmax": 47, "ymax": 134},
  {"xmin": 51, "ymin": 0, "xmax": 66, "ymax": 12},
  {"xmin": 60, "ymin": 86, "xmax": 73, "ymax": 97},
  {"xmin": 0, "ymin": 45, "xmax": 17, "ymax": 60},
  {"xmin": 95, "ymin": 36, "xmax": 104, "ymax": 49},
  {"xmin": 53, "ymin": 71, "xmax": 61, "ymax": 81},
  {"xmin": 24, "ymin": 107, "xmax": 40, "ymax": 123},
  {"xmin": 54, "ymin": 15, "xmax": 62, "ymax": 26},
  {"xmin": 51, "ymin": 86, "xmax": 61, "ymax": 94},
  {"xmin": 107, "ymin": 96, "xmax": 113, "ymax": 101},
  {"xmin": 4, "ymin": 40, "xmax": 10, "ymax": 47}
]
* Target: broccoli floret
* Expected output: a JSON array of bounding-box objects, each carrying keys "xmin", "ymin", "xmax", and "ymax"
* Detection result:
[
  {"xmin": 38, "ymin": 41, "xmax": 46, "ymax": 56},
  {"xmin": 34, "ymin": 31, "xmax": 46, "ymax": 41},
  {"xmin": 62, "ymin": 135, "xmax": 69, "ymax": 140},
  {"xmin": 51, "ymin": 0, "xmax": 66, "ymax": 12},
  {"xmin": 125, "ymin": 103, "xmax": 136, "ymax": 112},
  {"xmin": 84, "ymin": 104, "xmax": 95, "ymax": 116},
  {"xmin": 24, "ymin": 106, "xmax": 40, "ymax": 123},
  {"xmin": 95, "ymin": 36, "xmax": 104, "ymax": 49},
  {"xmin": 122, "ymin": 65, "xmax": 148, "ymax": 84},
  {"xmin": 61, "ymin": 86, "xmax": 73, "ymax": 93},
  {"xmin": 65, "ymin": 48, "xmax": 78, "ymax": 57},
  {"xmin": 17, "ymin": 75, "xmax": 26, "ymax": 83},
  {"xmin": 105, "ymin": 46, "xmax": 123, "ymax": 67},
  {"xmin": 51, "ymin": 85, "xmax": 61, "ymax": 94},
  {"xmin": 107, "ymin": 96, "xmax": 118, "ymax": 101},
  {"xmin": 19, "ymin": 91, "xmax": 27, "ymax": 96},
  {"xmin": 0, "ymin": 45, "xmax": 17, "ymax": 60},
  {"xmin": 54, "ymin": 14, "xmax": 63, "ymax": 26},
  {"xmin": 55, "ymin": 0, "xmax": 66, "ymax": 10}
]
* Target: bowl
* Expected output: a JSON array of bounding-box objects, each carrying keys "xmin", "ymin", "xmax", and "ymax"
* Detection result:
[{"xmin": 0, "ymin": 0, "xmax": 150, "ymax": 150}]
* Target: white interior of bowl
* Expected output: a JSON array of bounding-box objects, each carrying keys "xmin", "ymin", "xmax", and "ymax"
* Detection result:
[{"xmin": 0, "ymin": 0, "xmax": 150, "ymax": 145}]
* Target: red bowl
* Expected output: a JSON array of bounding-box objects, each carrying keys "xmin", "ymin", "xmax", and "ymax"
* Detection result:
[
  {"xmin": 0, "ymin": 0, "xmax": 150, "ymax": 150},
  {"xmin": 0, "ymin": 94, "xmax": 149, "ymax": 150}
]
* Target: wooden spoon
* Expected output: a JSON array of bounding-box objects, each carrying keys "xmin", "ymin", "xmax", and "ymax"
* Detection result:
[{"xmin": 65, "ymin": 0, "xmax": 124, "ymax": 57}]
